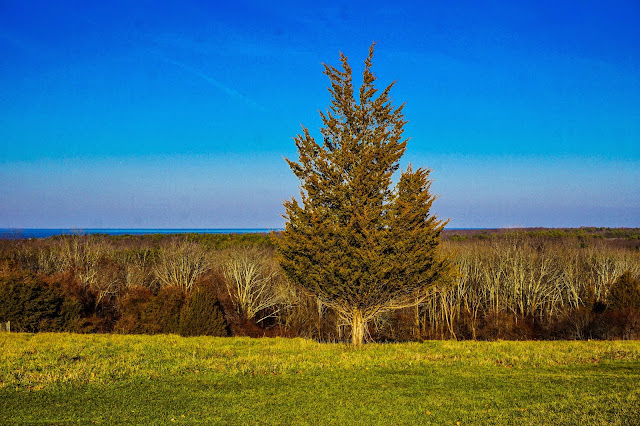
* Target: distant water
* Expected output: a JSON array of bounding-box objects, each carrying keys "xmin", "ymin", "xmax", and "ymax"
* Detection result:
[
  {"xmin": 0, "ymin": 228, "xmax": 281, "ymax": 239},
  {"xmin": 0, "ymin": 227, "xmax": 488, "ymax": 239}
]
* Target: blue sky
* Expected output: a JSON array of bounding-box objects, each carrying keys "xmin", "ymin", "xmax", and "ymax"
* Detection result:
[{"xmin": 1, "ymin": 0, "xmax": 638, "ymax": 228}]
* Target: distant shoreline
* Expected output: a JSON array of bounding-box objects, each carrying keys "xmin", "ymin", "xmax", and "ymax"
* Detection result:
[
  {"xmin": 441, "ymin": 227, "xmax": 640, "ymax": 242},
  {"xmin": 0, "ymin": 228, "xmax": 280, "ymax": 239},
  {"xmin": 1, "ymin": 227, "xmax": 638, "ymax": 240}
]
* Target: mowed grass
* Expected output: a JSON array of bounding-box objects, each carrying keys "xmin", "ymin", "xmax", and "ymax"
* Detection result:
[{"xmin": 1, "ymin": 334, "xmax": 639, "ymax": 424}]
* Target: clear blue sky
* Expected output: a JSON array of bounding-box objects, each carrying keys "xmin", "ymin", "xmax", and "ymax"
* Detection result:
[{"xmin": 1, "ymin": 0, "xmax": 639, "ymax": 228}]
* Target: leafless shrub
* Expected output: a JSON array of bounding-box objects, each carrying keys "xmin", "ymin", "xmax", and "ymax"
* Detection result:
[
  {"xmin": 222, "ymin": 246, "xmax": 286, "ymax": 324},
  {"xmin": 420, "ymin": 237, "xmax": 640, "ymax": 340},
  {"xmin": 115, "ymin": 249, "xmax": 157, "ymax": 290},
  {"xmin": 153, "ymin": 239, "xmax": 209, "ymax": 293}
]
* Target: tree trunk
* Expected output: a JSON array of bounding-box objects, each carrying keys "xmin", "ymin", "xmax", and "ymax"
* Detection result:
[
  {"xmin": 316, "ymin": 297, "xmax": 323, "ymax": 339},
  {"xmin": 471, "ymin": 316, "xmax": 477, "ymax": 340},
  {"xmin": 413, "ymin": 303, "xmax": 420, "ymax": 339},
  {"xmin": 351, "ymin": 309, "xmax": 365, "ymax": 346}
]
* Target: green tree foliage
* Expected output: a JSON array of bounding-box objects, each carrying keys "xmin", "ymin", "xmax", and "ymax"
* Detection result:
[
  {"xmin": 601, "ymin": 271, "xmax": 640, "ymax": 339},
  {"xmin": 179, "ymin": 283, "xmax": 228, "ymax": 337},
  {"xmin": 0, "ymin": 272, "xmax": 81, "ymax": 332},
  {"xmin": 142, "ymin": 286, "xmax": 186, "ymax": 334},
  {"xmin": 608, "ymin": 271, "xmax": 640, "ymax": 312},
  {"xmin": 275, "ymin": 44, "xmax": 450, "ymax": 345}
]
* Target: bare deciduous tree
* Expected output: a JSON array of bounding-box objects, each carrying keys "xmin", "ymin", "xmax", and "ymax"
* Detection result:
[
  {"xmin": 153, "ymin": 240, "xmax": 208, "ymax": 293},
  {"xmin": 222, "ymin": 247, "xmax": 285, "ymax": 324}
]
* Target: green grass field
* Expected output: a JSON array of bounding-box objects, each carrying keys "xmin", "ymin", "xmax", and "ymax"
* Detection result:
[{"xmin": 1, "ymin": 334, "xmax": 639, "ymax": 424}]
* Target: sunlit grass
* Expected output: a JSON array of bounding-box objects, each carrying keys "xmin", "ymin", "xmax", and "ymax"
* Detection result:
[{"xmin": 1, "ymin": 333, "xmax": 639, "ymax": 424}]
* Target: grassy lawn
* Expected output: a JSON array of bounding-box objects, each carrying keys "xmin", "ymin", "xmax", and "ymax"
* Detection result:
[{"xmin": 1, "ymin": 334, "xmax": 639, "ymax": 424}]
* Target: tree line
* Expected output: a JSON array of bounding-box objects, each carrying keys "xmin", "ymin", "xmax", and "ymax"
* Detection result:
[{"xmin": 0, "ymin": 232, "xmax": 638, "ymax": 340}]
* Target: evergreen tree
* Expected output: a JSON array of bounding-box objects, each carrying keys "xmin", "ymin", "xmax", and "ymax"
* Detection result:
[
  {"xmin": 276, "ymin": 44, "xmax": 450, "ymax": 345},
  {"xmin": 179, "ymin": 283, "xmax": 228, "ymax": 337}
]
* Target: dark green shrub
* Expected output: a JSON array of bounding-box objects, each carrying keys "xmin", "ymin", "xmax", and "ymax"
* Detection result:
[
  {"xmin": 179, "ymin": 283, "xmax": 228, "ymax": 337},
  {"xmin": 607, "ymin": 271, "xmax": 640, "ymax": 311},
  {"xmin": 0, "ymin": 271, "xmax": 81, "ymax": 332},
  {"xmin": 141, "ymin": 286, "xmax": 186, "ymax": 334},
  {"xmin": 603, "ymin": 272, "xmax": 640, "ymax": 339}
]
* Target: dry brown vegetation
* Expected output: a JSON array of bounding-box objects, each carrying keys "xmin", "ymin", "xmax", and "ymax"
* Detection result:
[
  {"xmin": 415, "ymin": 236, "xmax": 640, "ymax": 341},
  {"xmin": 0, "ymin": 230, "xmax": 639, "ymax": 341}
]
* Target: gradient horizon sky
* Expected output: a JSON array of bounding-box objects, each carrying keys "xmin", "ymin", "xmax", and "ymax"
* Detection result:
[{"xmin": 1, "ymin": 1, "xmax": 639, "ymax": 229}]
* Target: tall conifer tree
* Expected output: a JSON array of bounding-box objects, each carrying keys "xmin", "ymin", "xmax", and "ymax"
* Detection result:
[{"xmin": 276, "ymin": 44, "xmax": 450, "ymax": 345}]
